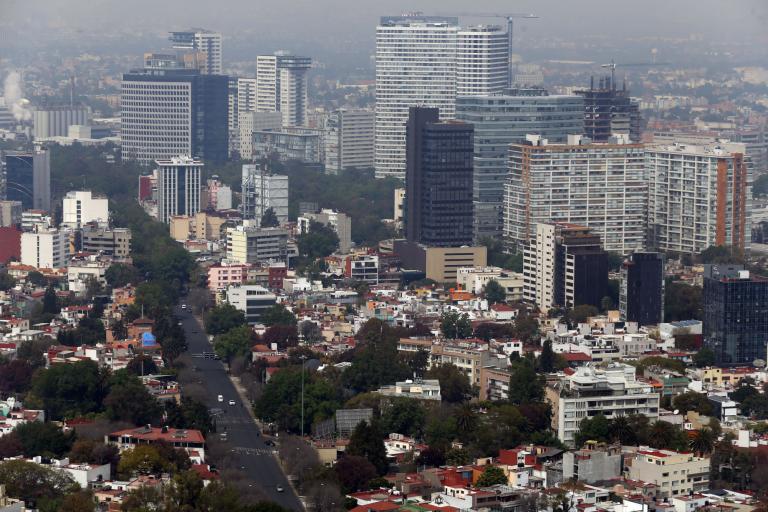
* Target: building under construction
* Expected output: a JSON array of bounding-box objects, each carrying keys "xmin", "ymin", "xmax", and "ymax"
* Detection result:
[{"xmin": 576, "ymin": 76, "xmax": 641, "ymax": 143}]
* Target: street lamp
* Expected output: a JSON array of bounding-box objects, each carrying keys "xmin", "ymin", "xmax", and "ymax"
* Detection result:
[{"xmin": 300, "ymin": 354, "xmax": 307, "ymax": 438}]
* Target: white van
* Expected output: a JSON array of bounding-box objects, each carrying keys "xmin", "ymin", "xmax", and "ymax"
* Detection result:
[{"xmin": 217, "ymin": 395, "xmax": 223, "ymax": 402}]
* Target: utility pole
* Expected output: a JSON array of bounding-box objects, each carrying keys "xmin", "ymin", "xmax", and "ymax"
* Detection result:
[{"xmin": 300, "ymin": 354, "xmax": 307, "ymax": 437}]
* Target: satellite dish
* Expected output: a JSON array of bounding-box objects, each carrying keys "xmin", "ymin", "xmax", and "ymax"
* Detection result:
[
  {"xmin": 753, "ymin": 359, "xmax": 766, "ymax": 368},
  {"xmin": 673, "ymin": 409, "xmax": 679, "ymax": 415}
]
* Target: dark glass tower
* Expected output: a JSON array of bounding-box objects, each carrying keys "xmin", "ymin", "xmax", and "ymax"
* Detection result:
[
  {"xmin": 3, "ymin": 150, "xmax": 51, "ymax": 211},
  {"xmin": 703, "ymin": 264, "xmax": 768, "ymax": 366},
  {"xmin": 405, "ymin": 107, "xmax": 473, "ymax": 248},
  {"xmin": 575, "ymin": 76, "xmax": 641, "ymax": 143},
  {"xmin": 620, "ymin": 252, "xmax": 665, "ymax": 325}
]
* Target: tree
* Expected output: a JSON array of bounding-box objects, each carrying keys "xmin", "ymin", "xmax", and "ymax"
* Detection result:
[
  {"xmin": 440, "ymin": 311, "xmax": 472, "ymax": 339},
  {"xmin": 334, "ymin": 455, "xmax": 378, "ymax": 493},
  {"xmin": 508, "ymin": 359, "xmax": 544, "ymax": 405},
  {"xmin": 664, "ymin": 281, "xmax": 702, "ymax": 321},
  {"xmin": 27, "ymin": 271, "xmax": 48, "ymax": 287},
  {"xmin": 0, "ymin": 460, "xmax": 77, "ymax": 506},
  {"xmin": 206, "ymin": 304, "xmax": 247, "ymax": 335},
  {"xmin": 0, "ymin": 359, "xmax": 33, "ymax": 395},
  {"xmin": 68, "ymin": 439, "xmax": 120, "ymax": 467},
  {"xmin": 673, "ymin": 392, "xmax": 713, "ymax": 416},
  {"xmin": 539, "ymin": 339, "xmax": 555, "ymax": 372},
  {"xmin": 574, "ymin": 414, "xmax": 611, "ymax": 447},
  {"xmin": 14, "ymin": 421, "xmax": 76, "ymax": 458},
  {"xmin": 117, "ymin": 444, "xmax": 175, "ymax": 477},
  {"xmin": 43, "ymin": 285, "xmax": 60, "ymax": 315},
  {"xmin": 484, "ymin": 279, "xmax": 506, "ymax": 304},
  {"xmin": 689, "ymin": 428, "xmax": 715, "ymax": 455},
  {"xmin": 0, "ymin": 272, "xmax": 16, "ymax": 291},
  {"xmin": 513, "ymin": 313, "xmax": 540, "ymax": 343},
  {"xmin": 260, "ymin": 304, "xmax": 297, "ymax": 327},
  {"xmin": 105, "ymin": 263, "xmax": 140, "ymax": 288},
  {"xmin": 27, "ymin": 360, "xmax": 107, "ymax": 420},
  {"xmin": 262, "ymin": 324, "xmax": 299, "ymax": 350},
  {"xmin": 125, "ymin": 355, "xmax": 158, "ymax": 376},
  {"xmin": 600, "ymin": 295, "xmax": 614, "ymax": 311},
  {"xmin": 693, "ymin": 347, "xmax": 716, "ymax": 368},
  {"xmin": 476, "ymin": 465, "xmax": 507, "ymax": 487},
  {"xmin": 111, "ymin": 319, "xmax": 128, "ymax": 340},
  {"xmin": 426, "ymin": 364, "xmax": 472, "ymax": 403},
  {"xmin": 648, "ymin": 420, "xmax": 681, "ymax": 450},
  {"xmin": 214, "ymin": 325, "xmax": 255, "ymax": 365},
  {"xmin": 455, "ymin": 403, "xmax": 478, "ymax": 438},
  {"xmin": 380, "ymin": 398, "xmax": 426, "ymax": 438},
  {"xmin": 342, "ymin": 320, "xmax": 411, "ymax": 393},
  {"xmin": 59, "ymin": 491, "xmax": 97, "ymax": 512},
  {"xmin": 260, "ymin": 207, "xmax": 280, "ymax": 228},
  {"xmin": 700, "ymin": 245, "xmax": 743, "ymax": 265},
  {"xmin": 298, "ymin": 320, "xmax": 323, "ymax": 344},
  {"xmin": 730, "ymin": 380, "xmax": 760, "ymax": 404},
  {"xmin": 567, "ymin": 304, "xmax": 599, "ymax": 325},
  {"xmin": 608, "ymin": 415, "xmax": 635, "ymax": 445},
  {"xmin": 416, "ymin": 446, "xmax": 446, "ymax": 467},
  {"xmin": 741, "ymin": 394, "xmax": 768, "ymax": 419},
  {"xmin": 297, "ymin": 220, "xmax": 339, "ymax": 259},
  {"xmin": 347, "ymin": 421, "xmax": 388, "ymax": 475},
  {"xmin": 104, "ymin": 371, "xmax": 162, "ymax": 425}
]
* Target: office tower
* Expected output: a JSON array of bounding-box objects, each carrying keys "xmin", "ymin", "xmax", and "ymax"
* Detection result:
[
  {"xmin": 255, "ymin": 53, "xmax": 311, "ymax": 127},
  {"xmin": 251, "ymin": 128, "xmax": 322, "ymax": 164},
  {"xmin": 575, "ymin": 77, "xmax": 641, "ymax": 143},
  {"xmin": 0, "ymin": 200, "xmax": 22, "ymax": 227},
  {"xmin": 238, "ymin": 111, "xmax": 282, "ymax": 160},
  {"xmin": 32, "ymin": 106, "xmax": 91, "ymax": 139},
  {"xmin": 20, "ymin": 228, "xmax": 70, "ymax": 269},
  {"xmin": 121, "ymin": 67, "xmax": 228, "ymax": 164},
  {"xmin": 228, "ymin": 77, "xmax": 259, "ymax": 157},
  {"xmin": 62, "ymin": 191, "xmax": 109, "ymax": 229},
  {"xmin": 646, "ymin": 141, "xmax": 748, "ymax": 255},
  {"xmin": 226, "ymin": 224, "xmax": 289, "ymax": 265},
  {"xmin": 375, "ymin": 15, "xmax": 459, "ymax": 179},
  {"xmin": 523, "ymin": 222, "xmax": 608, "ymax": 312},
  {"xmin": 456, "ymin": 25, "xmax": 509, "ymax": 97},
  {"xmin": 169, "ymin": 28, "xmax": 223, "ymax": 75},
  {"xmin": 298, "ymin": 209, "xmax": 352, "ymax": 254},
  {"xmin": 155, "ymin": 157, "xmax": 203, "ymax": 224},
  {"xmin": 504, "ymin": 134, "xmax": 646, "ymax": 254},
  {"xmin": 620, "ymin": 252, "xmax": 665, "ymax": 326},
  {"xmin": 324, "ymin": 109, "xmax": 375, "ymax": 174},
  {"xmin": 405, "ymin": 107, "xmax": 473, "ymax": 247},
  {"xmin": 703, "ymin": 265, "xmax": 768, "ymax": 366},
  {"xmin": 455, "ymin": 88, "xmax": 585, "ymax": 240},
  {"xmin": 3, "ymin": 149, "xmax": 51, "ymax": 211},
  {"xmin": 240, "ymin": 164, "xmax": 289, "ymax": 225}
]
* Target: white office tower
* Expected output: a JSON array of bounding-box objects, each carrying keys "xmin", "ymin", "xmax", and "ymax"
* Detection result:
[
  {"xmin": 169, "ymin": 29, "xmax": 223, "ymax": 75},
  {"xmin": 237, "ymin": 78, "xmax": 258, "ymax": 112},
  {"xmin": 646, "ymin": 141, "xmax": 749, "ymax": 255},
  {"xmin": 239, "ymin": 111, "xmax": 282, "ymax": 160},
  {"xmin": 21, "ymin": 228, "xmax": 70, "ymax": 269},
  {"xmin": 33, "ymin": 106, "xmax": 91, "ymax": 139},
  {"xmin": 375, "ymin": 15, "xmax": 459, "ymax": 179},
  {"xmin": 240, "ymin": 164, "xmax": 289, "ymax": 225},
  {"xmin": 228, "ymin": 77, "xmax": 258, "ymax": 157},
  {"xmin": 325, "ymin": 109, "xmax": 375, "ymax": 174},
  {"xmin": 256, "ymin": 53, "xmax": 312, "ymax": 128},
  {"xmin": 155, "ymin": 156, "xmax": 203, "ymax": 224},
  {"xmin": 456, "ymin": 25, "xmax": 509, "ymax": 97},
  {"xmin": 504, "ymin": 134, "xmax": 647, "ymax": 254},
  {"xmin": 62, "ymin": 191, "xmax": 109, "ymax": 229}
]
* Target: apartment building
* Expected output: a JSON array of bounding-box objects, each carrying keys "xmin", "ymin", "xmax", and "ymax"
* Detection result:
[
  {"xmin": 62, "ymin": 190, "xmax": 109, "ymax": 229},
  {"xmin": 627, "ymin": 449, "xmax": 710, "ymax": 499},
  {"xmin": 20, "ymin": 228, "xmax": 70, "ymax": 269},
  {"xmin": 226, "ymin": 223, "xmax": 289, "ymax": 265},
  {"xmin": 225, "ymin": 284, "xmax": 277, "ymax": 324},
  {"xmin": 324, "ymin": 109, "xmax": 374, "ymax": 174},
  {"xmin": 81, "ymin": 224, "xmax": 132, "ymax": 258}
]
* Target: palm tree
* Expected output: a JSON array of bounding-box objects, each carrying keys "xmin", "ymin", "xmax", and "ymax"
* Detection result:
[
  {"xmin": 609, "ymin": 415, "xmax": 634, "ymax": 445},
  {"xmin": 689, "ymin": 428, "xmax": 715, "ymax": 455},
  {"xmin": 648, "ymin": 420, "xmax": 675, "ymax": 449},
  {"xmin": 455, "ymin": 404, "xmax": 477, "ymax": 437}
]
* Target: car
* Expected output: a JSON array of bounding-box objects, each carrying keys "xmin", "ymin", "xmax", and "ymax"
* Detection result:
[
  {"xmin": 181, "ymin": 304, "xmax": 187, "ymax": 310},
  {"xmin": 217, "ymin": 395, "xmax": 223, "ymax": 402},
  {"xmin": 220, "ymin": 432, "xmax": 227, "ymax": 440},
  {"xmin": 276, "ymin": 485, "xmax": 284, "ymax": 493},
  {"xmin": 228, "ymin": 400, "xmax": 236, "ymax": 406}
]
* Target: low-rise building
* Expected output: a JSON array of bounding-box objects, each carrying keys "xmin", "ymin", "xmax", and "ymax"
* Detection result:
[
  {"xmin": 562, "ymin": 444, "xmax": 622, "ymax": 483},
  {"xmin": 225, "ymin": 284, "xmax": 277, "ymax": 323},
  {"xmin": 226, "ymin": 223, "xmax": 289, "ymax": 265},
  {"xmin": 207, "ymin": 261, "xmax": 251, "ymax": 292},
  {"xmin": 298, "ymin": 209, "xmax": 352, "ymax": 254},
  {"xmin": 20, "ymin": 228, "xmax": 70, "ymax": 269},
  {"xmin": 377, "ymin": 379, "xmax": 441, "ymax": 401},
  {"xmin": 345, "ymin": 254, "xmax": 379, "ymax": 284},
  {"xmin": 106, "ymin": 425, "xmax": 206, "ymax": 461},
  {"xmin": 627, "ymin": 448, "xmax": 710, "ymax": 499},
  {"xmin": 81, "ymin": 224, "xmax": 132, "ymax": 258}
]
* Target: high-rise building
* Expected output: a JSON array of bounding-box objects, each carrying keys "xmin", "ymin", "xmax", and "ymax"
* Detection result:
[
  {"xmin": 155, "ymin": 157, "xmax": 203, "ymax": 224},
  {"xmin": 20, "ymin": 228, "xmax": 70, "ymax": 269},
  {"xmin": 405, "ymin": 107, "xmax": 473, "ymax": 247},
  {"xmin": 0, "ymin": 200, "xmax": 22, "ymax": 227},
  {"xmin": 169, "ymin": 28, "xmax": 223, "ymax": 75},
  {"xmin": 647, "ymin": 141, "xmax": 748, "ymax": 255},
  {"xmin": 226, "ymin": 224, "xmax": 289, "ymax": 265},
  {"xmin": 238, "ymin": 111, "xmax": 282, "ymax": 160},
  {"xmin": 32, "ymin": 106, "xmax": 91, "ymax": 139},
  {"xmin": 121, "ymin": 67, "xmax": 228, "ymax": 164},
  {"xmin": 505, "ymin": 135, "xmax": 646, "ymax": 254},
  {"xmin": 228, "ymin": 77, "xmax": 259, "ymax": 157},
  {"xmin": 240, "ymin": 164, "xmax": 289, "ymax": 225},
  {"xmin": 620, "ymin": 252, "xmax": 665, "ymax": 326},
  {"xmin": 324, "ymin": 109, "xmax": 375, "ymax": 174},
  {"xmin": 456, "ymin": 25, "xmax": 509, "ymax": 97},
  {"xmin": 523, "ymin": 222, "xmax": 608, "ymax": 312},
  {"xmin": 455, "ymin": 88, "xmax": 585, "ymax": 240},
  {"xmin": 255, "ymin": 53, "xmax": 311, "ymax": 128},
  {"xmin": 703, "ymin": 265, "xmax": 768, "ymax": 366},
  {"xmin": 575, "ymin": 77, "xmax": 641, "ymax": 143},
  {"xmin": 62, "ymin": 191, "xmax": 109, "ymax": 229},
  {"xmin": 3, "ymin": 149, "xmax": 51, "ymax": 211},
  {"xmin": 375, "ymin": 15, "xmax": 459, "ymax": 179}
]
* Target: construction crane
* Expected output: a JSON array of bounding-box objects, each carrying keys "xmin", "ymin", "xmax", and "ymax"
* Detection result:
[
  {"xmin": 601, "ymin": 59, "xmax": 672, "ymax": 87},
  {"xmin": 448, "ymin": 12, "xmax": 539, "ymax": 87}
]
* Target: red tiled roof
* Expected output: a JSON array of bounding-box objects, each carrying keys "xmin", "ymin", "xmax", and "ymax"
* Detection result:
[
  {"xmin": 109, "ymin": 426, "xmax": 204, "ymax": 444},
  {"xmin": 563, "ymin": 352, "xmax": 591, "ymax": 362}
]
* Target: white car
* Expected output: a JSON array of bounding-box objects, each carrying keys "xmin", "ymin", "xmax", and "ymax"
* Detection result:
[
  {"xmin": 228, "ymin": 400, "xmax": 236, "ymax": 406},
  {"xmin": 181, "ymin": 304, "xmax": 187, "ymax": 309},
  {"xmin": 217, "ymin": 395, "xmax": 223, "ymax": 402}
]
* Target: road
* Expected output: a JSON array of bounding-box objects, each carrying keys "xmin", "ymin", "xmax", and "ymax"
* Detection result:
[{"xmin": 176, "ymin": 304, "xmax": 304, "ymax": 511}]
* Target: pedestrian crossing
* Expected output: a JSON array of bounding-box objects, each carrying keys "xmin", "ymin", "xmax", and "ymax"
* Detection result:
[{"xmin": 232, "ymin": 446, "xmax": 275, "ymax": 456}]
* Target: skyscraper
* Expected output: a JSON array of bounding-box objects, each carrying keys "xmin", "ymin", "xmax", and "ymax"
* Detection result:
[
  {"xmin": 405, "ymin": 107, "xmax": 473, "ymax": 247},
  {"xmin": 456, "ymin": 25, "xmax": 509, "ymax": 97},
  {"xmin": 255, "ymin": 53, "xmax": 311, "ymax": 128},
  {"xmin": 620, "ymin": 252, "xmax": 665, "ymax": 326},
  {"xmin": 575, "ymin": 77, "xmax": 641, "ymax": 143},
  {"xmin": 121, "ymin": 67, "xmax": 229, "ymax": 164},
  {"xmin": 703, "ymin": 265, "xmax": 768, "ymax": 366},
  {"xmin": 3, "ymin": 149, "xmax": 51, "ymax": 211},
  {"xmin": 155, "ymin": 156, "xmax": 203, "ymax": 224},
  {"xmin": 505, "ymin": 135, "xmax": 646, "ymax": 254},
  {"xmin": 324, "ymin": 109, "xmax": 375, "ymax": 174},
  {"xmin": 646, "ymin": 141, "xmax": 748, "ymax": 255},
  {"xmin": 455, "ymin": 88, "xmax": 585, "ymax": 240},
  {"xmin": 169, "ymin": 28, "xmax": 223, "ymax": 75},
  {"xmin": 375, "ymin": 15, "xmax": 459, "ymax": 179},
  {"xmin": 523, "ymin": 222, "xmax": 608, "ymax": 312}
]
